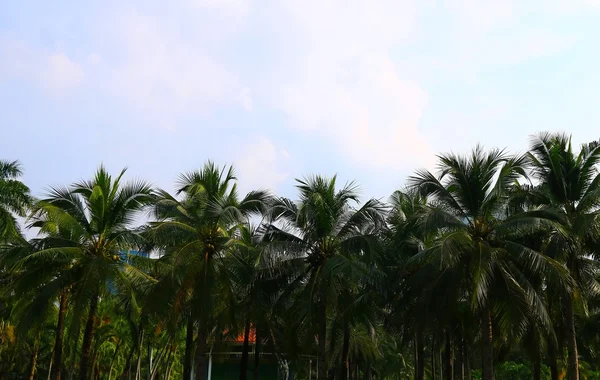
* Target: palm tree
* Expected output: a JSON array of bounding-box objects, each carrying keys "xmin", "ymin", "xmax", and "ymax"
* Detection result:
[
  {"xmin": 0, "ymin": 160, "xmax": 31, "ymax": 242},
  {"xmin": 25, "ymin": 166, "xmax": 154, "ymax": 380},
  {"xmin": 265, "ymin": 175, "xmax": 386, "ymax": 380},
  {"xmin": 409, "ymin": 145, "xmax": 571, "ymax": 380},
  {"xmin": 147, "ymin": 161, "xmax": 270, "ymax": 380},
  {"xmin": 527, "ymin": 132, "xmax": 600, "ymax": 380}
]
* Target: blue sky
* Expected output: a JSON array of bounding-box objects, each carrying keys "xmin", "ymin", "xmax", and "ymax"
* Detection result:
[{"xmin": 2, "ymin": 0, "xmax": 600, "ymax": 202}]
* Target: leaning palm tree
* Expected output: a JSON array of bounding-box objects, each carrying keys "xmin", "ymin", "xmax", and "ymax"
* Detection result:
[
  {"xmin": 264, "ymin": 175, "xmax": 386, "ymax": 380},
  {"xmin": 409, "ymin": 145, "xmax": 571, "ymax": 380},
  {"xmin": 527, "ymin": 132, "xmax": 600, "ymax": 380},
  {"xmin": 0, "ymin": 160, "xmax": 32, "ymax": 242},
  {"xmin": 23, "ymin": 166, "xmax": 154, "ymax": 380},
  {"xmin": 147, "ymin": 162, "xmax": 270, "ymax": 380}
]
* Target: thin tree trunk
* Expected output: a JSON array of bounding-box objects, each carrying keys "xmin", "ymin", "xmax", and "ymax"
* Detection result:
[
  {"xmin": 431, "ymin": 336, "xmax": 436, "ymax": 380},
  {"xmin": 463, "ymin": 334, "xmax": 471, "ymax": 380},
  {"xmin": 445, "ymin": 331, "xmax": 453, "ymax": 380},
  {"xmin": 415, "ymin": 332, "xmax": 425, "ymax": 380},
  {"xmin": 340, "ymin": 323, "xmax": 350, "ymax": 380},
  {"xmin": 194, "ymin": 251, "xmax": 212, "ymax": 380},
  {"xmin": 564, "ymin": 296, "xmax": 579, "ymax": 380},
  {"xmin": 52, "ymin": 291, "xmax": 68, "ymax": 380},
  {"xmin": 91, "ymin": 350, "xmax": 100, "ymax": 380},
  {"xmin": 47, "ymin": 354, "xmax": 54, "ymax": 380},
  {"xmin": 481, "ymin": 305, "xmax": 493, "ymax": 380},
  {"xmin": 194, "ymin": 323, "xmax": 207, "ymax": 380},
  {"xmin": 533, "ymin": 356, "xmax": 541, "ymax": 380},
  {"xmin": 121, "ymin": 344, "xmax": 135, "ymax": 380},
  {"xmin": 108, "ymin": 343, "xmax": 121, "ymax": 380},
  {"xmin": 548, "ymin": 340, "xmax": 559, "ymax": 380},
  {"xmin": 317, "ymin": 303, "xmax": 327, "ymax": 380},
  {"xmin": 148, "ymin": 344, "xmax": 153, "ymax": 380},
  {"xmin": 240, "ymin": 316, "xmax": 252, "ymax": 380},
  {"xmin": 458, "ymin": 330, "xmax": 465, "ymax": 380},
  {"xmin": 183, "ymin": 316, "xmax": 195, "ymax": 380},
  {"xmin": 79, "ymin": 293, "xmax": 100, "ymax": 380},
  {"xmin": 135, "ymin": 332, "xmax": 144, "ymax": 380},
  {"xmin": 253, "ymin": 322, "xmax": 261, "ymax": 380},
  {"xmin": 28, "ymin": 337, "xmax": 40, "ymax": 380}
]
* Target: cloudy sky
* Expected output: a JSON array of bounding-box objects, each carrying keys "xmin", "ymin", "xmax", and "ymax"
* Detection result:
[{"xmin": 2, "ymin": 0, "xmax": 600, "ymax": 201}]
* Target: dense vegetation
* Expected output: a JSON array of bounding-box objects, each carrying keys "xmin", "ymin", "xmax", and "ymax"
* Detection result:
[{"xmin": 1, "ymin": 132, "xmax": 600, "ymax": 380}]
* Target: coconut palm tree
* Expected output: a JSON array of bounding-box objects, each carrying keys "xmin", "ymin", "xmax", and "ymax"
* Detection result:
[
  {"xmin": 147, "ymin": 162, "xmax": 270, "ymax": 380},
  {"xmin": 526, "ymin": 132, "xmax": 600, "ymax": 380},
  {"xmin": 0, "ymin": 160, "xmax": 31, "ymax": 242},
  {"xmin": 409, "ymin": 145, "xmax": 571, "ymax": 380},
  {"xmin": 264, "ymin": 175, "xmax": 387, "ymax": 380},
  {"xmin": 23, "ymin": 166, "xmax": 155, "ymax": 380}
]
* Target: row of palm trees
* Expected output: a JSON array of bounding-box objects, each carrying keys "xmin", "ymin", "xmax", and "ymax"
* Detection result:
[{"xmin": 1, "ymin": 131, "xmax": 600, "ymax": 380}]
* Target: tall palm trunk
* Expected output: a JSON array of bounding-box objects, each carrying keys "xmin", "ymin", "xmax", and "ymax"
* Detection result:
[
  {"xmin": 239, "ymin": 316, "xmax": 251, "ymax": 380},
  {"xmin": 340, "ymin": 322, "xmax": 350, "ymax": 380},
  {"xmin": 108, "ymin": 343, "xmax": 121, "ymax": 380},
  {"xmin": 445, "ymin": 331, "xmax": 454, "ymax": 380},
  {"xmin": 28, "ymin": 337, "xmax": 40, "ymax": 380},
  {"xmin": 317, "ymin": 303, "xmax": 327, "ymax": 380},
  {"xmin": 564, "ymin": 295, "xmax": 579, "ymax": 380},
  {"xmin": 431, "ymin": 336, "xmax": 436, "ymax": 380},
  {"xmin": 194, "ymin": 251, "xmax": 212, "ymax": 380},
  {"xmin": 253, "ymin": 322, "xmax": 261, "ymax": 380},
  {"xmin": 462, "ymin": 333, "xmax": 471, "ymax": 380},
  {"xmin": 415, "ymin": 332, "xmax": 425, "ymax": 380},
  {"xmin": 183, "ymin": 316, "xmax": 194, "ymax": 380},
  {"xmin": 135, "ymin": 332, "xmax": 144, "ymax": 380},
  {"xmin": 121, "ymin": 343, "xmax": 136, "ymax": 380},
  {"xmin": 533, "ymin": 356, "xmax": 541, "ymax": 380},
  {"xmin": 548, "ymin": 339, "xmax": 559, "ymax": 380},
  {"xmin": 194, "ymin": 323, "xmax": 208, "ymax": 380},
  {"xmin": 481, "ymin": 304, "xmax": 493, "ymax": 380},
  {"xmin": 52, "ymin": 291, "xmax": 68, "ymax": 380},
  {"xmin": 79, "ymin": 293, "xmax": 99, "ymax": 380}
]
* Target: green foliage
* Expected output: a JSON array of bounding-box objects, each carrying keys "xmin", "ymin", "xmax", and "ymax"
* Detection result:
[{"xmin": 1, "ymin": 132, "xmax": 600, "ymax": 379}]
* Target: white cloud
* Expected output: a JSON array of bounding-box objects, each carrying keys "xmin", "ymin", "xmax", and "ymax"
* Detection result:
[
  {"xmin": 44, "ymin": 53, "xmax": 84, "ymax": 90},
  {"xmin": 263, "ymin": 0, "xmax": 433, "ymax": 170},
  {"xmin": 0, "ymin": 37, "xmax": 84, "ymax": 94},
  {"xmin": 235, "ymin": 137, "xmax": 289, "ymax": 192},
  {"xmin": 239, "ymin": 87, "xmax": 253, "ymax": 112},
  {"xmin": 89, "ymin": 10, "xmax": 245, "ymax": 116}
]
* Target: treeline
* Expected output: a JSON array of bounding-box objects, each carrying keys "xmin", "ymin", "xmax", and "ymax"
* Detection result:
[{"xmin": 1, "ymin": 131, "xmax": 600, "ymax": 380}]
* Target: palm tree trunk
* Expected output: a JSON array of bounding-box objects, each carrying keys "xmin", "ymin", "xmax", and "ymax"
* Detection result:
[
  {"xmin": 317, "ymin": 303, "xmax": 327, "ymax": 380},
  {"xmin": 52, "ymin": 291, "xmax": 68, "ymax": 380},
  {"xmin": 533, "ymin": 356, "xmax": 541, "ymax": 380},
  {"xmin": 28, "ymin": 337, "xmax": 40, "ymax": 380},
  {"xmin": 195, "ymin": 251, "xmax": 212, "ymax": 380},
  {"xmin": 120, "ymin": 343, "xmax": 136, "ymax": 380},
  {"xmin": 564, "ymin": 295, "xmax": 579, "ymax": 380},
  {"xmin": 253, "ymin": 322, "xmax": 261, "ymax": 380},
  {"xmin": 463, "ymin": 334, "xmax": 471, "ymax": 380},
  {"xmin": 340, "ymin": 323, "xmax": 350, "ymax": 380},
  {"xmin": 444, "ymin": 331, "xmax": 454, "ymax": 380},
  {"xmin": 431, "ymin": 336, "xmax": 436, "ymax": 380},
  {"xmin": 183, "ymin": 316, "xmax": 194, "ymax": 380},
  {"xmin": 481, "ymin": 304, "xmax": 493, "ymax": 380},
  {"xmin": 79, "ymin": 293, "xmax": 99, "ymax": 380},
  {"xmin": 548, "ymin": 340, "xmax": 559, "ymax": 380},
  {"xmin": 108, "ymin": 342, "xmax": 121, "ymax": 380},
  {"xmin": 135, "ymin": 332, "xmax": 144, "ymax": 380},
  {"xmin": 415, "ymin": 332, "xmax": 425, "ymax": 380},
  {"xmin": 194, "ymin": 323, "xmax": 207, "ymax": 380},
  {"xmin": 240, "ymin": 316, "xmax": 251, "ymax": 380}
]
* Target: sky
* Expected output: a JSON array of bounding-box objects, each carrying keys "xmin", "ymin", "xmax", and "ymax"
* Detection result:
[{"xmin": 2, "ymin": 0, "xmax": 600, "ymax": 203}]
